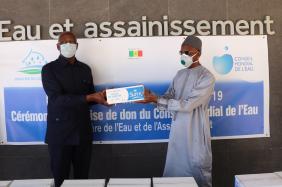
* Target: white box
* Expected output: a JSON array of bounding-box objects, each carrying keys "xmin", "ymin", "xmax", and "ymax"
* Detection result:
[
  {"xmin": 106, "ymin": 85, "xmax": 144, "ymax": 104},
  {"xmin": 154, "ymin": 184, "xmax": 197, "ymax": 187},
  {"xmin": 108, "ymin": 178, "xmax": 151, "ymax": 187},
  {"xmin": 153, "ymin": 177, "xmax": 198, "ymax": 187},
  {"xmin": 61, "ymin": 179, "xmax": 105, "ymax": 187},
  {"xmin": 9, "ymin": 179, "xmax": 53, "ymax": 187},
  {"xmin": 235, "ymin": 173, "xmax": 282, "ymax": 187},
  {"xmin": 107, "ymin": 185, "xmax": 150, "ymax": 187},
  {"xmin": 275, "ymin": 172, "xmax": 282, "ymax": 178},
  {"xmin": 0, "ymin": 181, "xmax": 12, "ymax": 187}
]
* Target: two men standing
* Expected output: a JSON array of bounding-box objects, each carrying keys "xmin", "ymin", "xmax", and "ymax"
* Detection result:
[{"xmin": 41, "ymin": 33, "xmax": 214, "ymax": 187}]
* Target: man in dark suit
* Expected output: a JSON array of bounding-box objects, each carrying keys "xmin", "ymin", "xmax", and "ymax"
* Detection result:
[{"xmin": 41, "ymin": 32, "xmax": 107, "ymax": 187}]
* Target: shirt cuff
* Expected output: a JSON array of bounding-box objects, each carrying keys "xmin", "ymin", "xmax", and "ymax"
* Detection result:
[
  {"xmin": 167, "ymin": 99, "xmax": 180, "ymax": 111},
  {"xmin": 157, "ymin": 97, "xmax": 168, "ymax": 110},
  {"xmin": 79, "ymin": 95, "xmax": 88, "ymax": 104}
]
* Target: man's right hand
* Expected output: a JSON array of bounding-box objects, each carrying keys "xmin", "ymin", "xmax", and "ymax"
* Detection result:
[
  {"xmin": 86, "ymin": 90, "xmax": 109, "ymax": 105},
  {"xmin": 136, "ymin": 88, "xmax": 158, "ymax": 104}
]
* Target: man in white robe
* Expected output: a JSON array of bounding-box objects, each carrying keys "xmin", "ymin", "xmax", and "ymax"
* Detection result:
[{"xmin": 141, "ymin": 36, "xmax": 215, "ymax": 187}]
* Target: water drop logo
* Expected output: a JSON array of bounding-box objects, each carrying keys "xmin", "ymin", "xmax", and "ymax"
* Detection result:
[
  {"xmin": 212, "ymin": 46, "xmax": 233, "ymax": 75},
  {"xmin": 19, "ymin": 49, "xmax": 47, "ymax": 74}
]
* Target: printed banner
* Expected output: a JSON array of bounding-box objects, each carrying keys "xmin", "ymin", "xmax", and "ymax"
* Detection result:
[{"xmin": 0, "ymin": 36, "xmax": 269, "ymax": 144}]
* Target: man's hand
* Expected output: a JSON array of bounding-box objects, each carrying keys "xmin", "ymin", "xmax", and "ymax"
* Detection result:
[
  {"xmin": 137, "ymin": 88, "xmax": 158, "ymax": 104},
  {"xmin": 86, "ymin": 90, "xmax": 109, "ymax": 105}
]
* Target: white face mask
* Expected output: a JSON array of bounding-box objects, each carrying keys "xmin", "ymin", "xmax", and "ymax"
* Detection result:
[
  {"xmin": 180, "ymin": 53, "xmax": 197, "ymax": 68},
  {"xmin": 60, "ymin": 43, "xmax": 77, "ymax": 58}
]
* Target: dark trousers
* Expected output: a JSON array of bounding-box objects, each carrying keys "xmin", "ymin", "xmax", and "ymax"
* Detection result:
[{"xmin": 48, "ymin": 143, "xmax": 92, "ymax": 187}]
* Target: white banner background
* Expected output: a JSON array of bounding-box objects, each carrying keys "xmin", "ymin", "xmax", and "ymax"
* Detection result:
[{"xmin": 0, "ymin": 35, "xmax": 269, "ymax": 144}]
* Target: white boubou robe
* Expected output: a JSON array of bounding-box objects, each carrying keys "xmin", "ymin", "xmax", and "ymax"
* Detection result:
[{"xmin": 159, "ymin": 65, "xmax": 215, "ymax": 187}]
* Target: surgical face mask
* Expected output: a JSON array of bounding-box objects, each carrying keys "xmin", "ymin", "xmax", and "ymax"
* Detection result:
[
  {"xmin": 60, "ymin": 43, "xmax": 77, "ymax": 58},
  {"xmin": 180, "ymin": 53, "xmax": 197, "ymax": 68}
]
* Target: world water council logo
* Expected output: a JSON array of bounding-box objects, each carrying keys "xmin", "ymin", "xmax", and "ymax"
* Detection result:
[
  {"xmin": 19, "ymin": 50, "xmax": 47, "ymax": 75},
  {"xmin": 212, "ymin": 46, "xmax": 233, "ymax": 75}
]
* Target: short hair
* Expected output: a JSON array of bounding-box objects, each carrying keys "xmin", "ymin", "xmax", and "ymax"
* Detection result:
[{"xmin": 58, "ymin": 32, "xmax": 77, "ymax": 42}]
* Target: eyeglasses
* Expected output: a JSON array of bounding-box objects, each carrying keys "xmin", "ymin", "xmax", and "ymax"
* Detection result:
[{"xmin": 179, "ymin": 50, "xmax": 193, "ymax": 56}]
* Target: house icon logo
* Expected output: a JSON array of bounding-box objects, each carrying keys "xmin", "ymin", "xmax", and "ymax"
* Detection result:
[{"xmin": 19, "ymin": 49, "xmax": 47, "ymax": 75}]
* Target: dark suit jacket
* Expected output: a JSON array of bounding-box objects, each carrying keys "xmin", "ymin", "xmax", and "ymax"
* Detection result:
[{"xmin": 41, "ymin": 55, "xmax": 95, "ymax": 145}]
